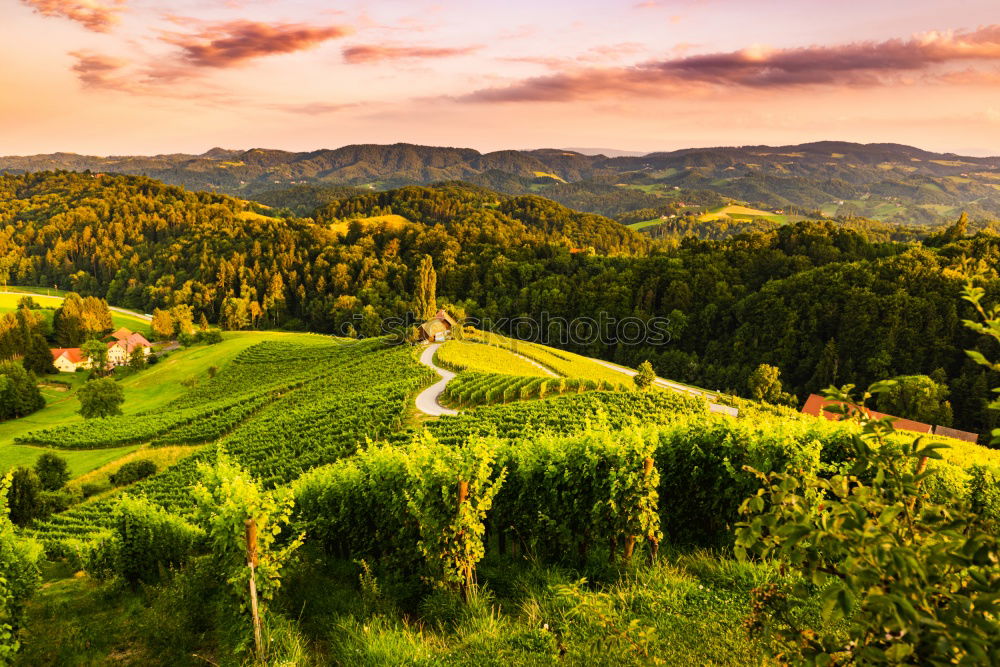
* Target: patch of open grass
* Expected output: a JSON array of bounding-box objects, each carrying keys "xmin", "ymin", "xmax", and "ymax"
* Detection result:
[
  {"xmin": 330, "ymin": 214, "xmax": 411, "ymax": 235},
  {"xmin": 69, "ymin": 444, "xmax": 201, "ymax": 489},
  {"xmin": 0, "ymin": 288, "xmax": 151, "ymax": 333},
  {"xmin": 0, "ymin": 443, "xmax": 139, "ymax": 478},
  {"xmin": 0, "ymin": 331, "xmax": 322, "ymax": 475}
]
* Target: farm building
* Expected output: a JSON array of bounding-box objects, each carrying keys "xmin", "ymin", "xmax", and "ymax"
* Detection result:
[
  {"xmin": 50, "ymin": 348, "xmax": 89, "ymax": 373},
  {"xmin": 106, "ymin": 328, "xmax": 152, "ymax": 366},
  {"xmin": 418, "ymin": 310, "xmax": 458, "ymax": 343},
  {"xmin": 801, "ymin": 393, "xmax": 979, "ymax": 442}
]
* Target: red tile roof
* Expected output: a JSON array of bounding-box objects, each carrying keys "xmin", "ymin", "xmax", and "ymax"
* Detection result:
[
  {"xmin": 108, "ymin": 333, "xmax": 151, "ymax": 353},
  {"xmin": 125, "ymin": 332, "xmax": 151, "ymax": 347},
  {"xmin": 801, "ymin": 394, "xmax": 933, "ymax": 434},
  {"xmin": 51, "ymin": 348, "xmax": 86, "ymax": 364}
]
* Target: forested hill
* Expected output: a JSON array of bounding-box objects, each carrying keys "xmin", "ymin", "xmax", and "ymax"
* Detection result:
[
  {"xmin": 0, "ymin": 170, "xmax": 999, "ymax": 439},
  {"xmin": 2, "ymin": 141, "xmax": 999, "ymax": 225}
]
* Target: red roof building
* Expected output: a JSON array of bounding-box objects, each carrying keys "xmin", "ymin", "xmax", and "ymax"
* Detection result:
[
  {"xmin": 50, "ymin": 348, "xmax": 88, "ymax": 372},
  {"xmin": 801, "ymin": 393, "xmax": 933, "ymax": 434}
]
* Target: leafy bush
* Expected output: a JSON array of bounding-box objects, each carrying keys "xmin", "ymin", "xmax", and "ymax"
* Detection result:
[
  {"xmin": 80, "ymin": 482, "xmax": 108, "ymax": 499},
  {"xmin": 493, "ymin": 428, "xmax": 661, "ymax": 563},
  {"xmin": 109, "ymin": 460, "xmax": 157, "ymax": 487},
  {"xmin": 736, "ymin": 387, "xmax": 1000, "ymax": 664},
  {"xmin": 34, "ymin": 453, "xmax": 70, "ymax": 491},
  {"xmin": 0, "ymin": 362, "xmax": 44, "ymax": 420},
  {"xmin": 8, "ymin": 468, "xmax": 46, "ymax": 527},
  {"xmin": 87, "ymin": 496, "xmax": 204, "ymax": 586},
  {"xmin": 197, "ymin": 329, "xmax": 223, "ymax": 345},
  {"xmin": 77, "ymin": 377, "xmax": 124, "ymax": 419},
  {"xmin": 191, "ymin": 455, "xmax": 302, "ymax": 661},
  {"xmin": 0, "ymin": 474, "xmax": 42, "ymax": 661},
  {"xmin": 295, "ymin": 435, "xmax": 503, "ymax": 595}
]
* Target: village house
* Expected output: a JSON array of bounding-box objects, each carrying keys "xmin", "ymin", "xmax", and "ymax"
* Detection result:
[
  {"xmin": 49, "ymin": 327, "xmax": 153, "ymax": 372},
  {"xmin": 418, "ymin": 310, "xmax": 458, "ymax": 343},
  {"xmin": 106, "ymin": 327, "xmax": 152, "ymax": 367},
  {"xmin": 50, "ymin": 348, "xmax": 89, "ymax": 373}
]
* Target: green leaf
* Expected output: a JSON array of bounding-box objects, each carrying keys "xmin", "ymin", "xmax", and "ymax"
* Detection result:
[{"xmin": 883, "ymin": 643, "xmax": 913, "ymax": 661}]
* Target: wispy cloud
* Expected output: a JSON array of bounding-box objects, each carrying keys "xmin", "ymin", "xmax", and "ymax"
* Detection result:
[
  {"xmin": 67, "ymin": 49, "xmax": 359, "ymax": 117},
  {"xmin": 70, "ymin": 51, "xmax": 131, "ymax": 89},
  {"xmin": 20, "ymin": 0, "xmax": 126, "ymax": 33},
  {"xmin": 161, "ymin": 20, "xmax": 351, "ymax": 69},
  {"xmin": 68, "ymin": 19, "xmax": 353, "ymax": 94},
  {"xmin": 266, "ymin": 101, "xmax": 358, "ymax": 115},
  {"xmin": 464, "ymin": 24, "xmax": 1000, "ymax": 102},
  {"xmin": 342, "ymin": 44, "xmax": 480, "ymax": 64}
]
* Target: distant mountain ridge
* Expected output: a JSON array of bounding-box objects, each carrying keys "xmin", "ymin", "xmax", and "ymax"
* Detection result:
[{"xmin": 2, "ymin": 141, "xmax": 999, "ymax": 224}]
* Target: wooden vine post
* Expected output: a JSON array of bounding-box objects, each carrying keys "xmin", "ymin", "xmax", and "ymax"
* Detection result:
[
  {"xmin": 457, "ymin": 479, "xmax": 471, "ymax": 600},
  {"xmin": 245, "ymin": 517, "xmax": 263, "ymax": 663},
  {"xmin": 643, "ymin": 456, "xmax": 659, "ymax": 560},
  {"xmin": 624, "ymin": 457, "xmax": 657, "ymax": 562}
]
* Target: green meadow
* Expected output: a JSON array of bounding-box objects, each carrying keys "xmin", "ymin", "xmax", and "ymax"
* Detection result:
[{"xmin": 0, "ymin": 330, "xmax": 322, "ymax": 478}]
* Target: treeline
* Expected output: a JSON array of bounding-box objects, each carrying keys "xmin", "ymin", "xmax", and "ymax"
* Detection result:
[{"xmin": 1, "ymin": 171, "xmax": 998, "ymax": 437}]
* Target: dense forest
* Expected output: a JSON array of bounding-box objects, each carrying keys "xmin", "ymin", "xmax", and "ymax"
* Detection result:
[{"xmin": 0, "ymin": 170, "xmax": 998, "ymax": 438}]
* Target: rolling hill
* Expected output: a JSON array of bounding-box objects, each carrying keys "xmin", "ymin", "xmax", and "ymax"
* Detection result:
[
  {"xmin": 10, "ymin": 325, "xmax": 1000, "ymax": 664},
  {"xmin": 2, "ymin": 141, "xmax": 999, "ymax": 225}
]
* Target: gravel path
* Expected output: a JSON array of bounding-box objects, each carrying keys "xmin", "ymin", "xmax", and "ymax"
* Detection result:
[
  {"xmin": 589, "ymin": 358, "xmax": 738, "ymax": 417},
  {"xmin": 508, "ymin": 349, "xmax": 559, "ymax": 377},
  {"xmin": 415, "ymin": 344, "xmax": 459, "ymax": 416}
]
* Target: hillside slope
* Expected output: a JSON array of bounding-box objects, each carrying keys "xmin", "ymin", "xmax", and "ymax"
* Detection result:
[
  {"xmin": 12, "ymin": 331, "xmax": 1000, "ymax": 665},
  {"xmin": 3, "ymin": 141, "xmax": 998, "ymax": 224}
]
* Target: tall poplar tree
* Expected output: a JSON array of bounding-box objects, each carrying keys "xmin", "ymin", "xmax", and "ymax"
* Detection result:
[{"xmin": 414, "ymin": 254, "xmax": 437, "ymax": 321}]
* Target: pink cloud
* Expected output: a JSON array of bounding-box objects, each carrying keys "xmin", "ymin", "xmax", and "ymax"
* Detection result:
[
  {"xmin": 342, "ymin": 44, "xmax": 480, "ymax": 64},
  {"xmin": 464, "ymin": 24, "xmax": 1000, "ymax": 102},
  {"xmin": 162, "ymin": 20, "xmax": 351, "ymax": 69},
  {"xmin": 19, "ymin": 0, "xmax": 126, "ymax": 33},
  {"xmin": 70, "ymin": 51, "xmax": 131, "ymax": 89}
]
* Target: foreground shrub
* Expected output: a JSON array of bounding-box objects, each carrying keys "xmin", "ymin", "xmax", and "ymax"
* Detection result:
[
  {"xmin": 87, "ymin": 495, "xmax": 203, "ymax": 586},
  {"xmin": 493, "ymin": 428, "xmax": 660, "ymax": 563},
  {"xmin": 653, "ymin": 415, "xmax": 827, "ymax": 546},
  {"xmin": 34, "ymin": 453, "xmax": 70, "ymax": 491},
  {"xmin": 295, "ymin": 434, "xmax": 504, "ymax": 595},
  {"xmin": 191, "ymin": 454, "xmax": 302, "ymax": 661},
  {"xmin": 736, "ymin": 384, "xmax": 1000, "ymax": 665},
  {"xmin": 0, "ymin": 474, "xmax": 42, "ymax": 661}
]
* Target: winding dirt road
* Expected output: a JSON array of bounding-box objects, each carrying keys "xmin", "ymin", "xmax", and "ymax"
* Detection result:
[{"xmin": 414, "ymin": 344, "xmax": 458, "ymax": 416}]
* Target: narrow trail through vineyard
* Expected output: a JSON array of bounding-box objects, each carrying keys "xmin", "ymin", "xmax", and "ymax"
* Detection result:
[
  {"xmin": 508, "ymin": 349, "xmax": 559, "ymax": 377},
  {"xmin": 414, "ymin": 337, "xmax": 736, "ymax": 417},
  {"xmin": 415, "ymin": 344, "xmax": 458, "ymax": 416}
]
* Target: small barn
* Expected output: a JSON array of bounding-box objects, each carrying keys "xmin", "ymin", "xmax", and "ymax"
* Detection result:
[{"xmin": 418, "ymin": 310, "xmax": 458, "ymax": 343}]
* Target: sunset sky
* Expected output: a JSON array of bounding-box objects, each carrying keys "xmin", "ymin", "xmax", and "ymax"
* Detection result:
[{"xmin": 3, "ymin": 0, "xmax": 1000, "ymax": 156}]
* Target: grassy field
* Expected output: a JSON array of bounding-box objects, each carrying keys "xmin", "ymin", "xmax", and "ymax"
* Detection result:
[
  {"xmin": 435, "ymin": 340, "xmax": 550, "ymax": 376},
  {"xmin": 0, "ymin": 290, "xmax": 151, "ymax": 333},
  {"xmin": 329, "ymin": 214, "xmax": 411, "ymax": 235},
  {"xmin": 626, "ymin": 217, "xmax": 669, "ymax": 230},
  {"xmin": 466, "ymin": 330, "xmax": 630, "ymax": 386},
  {"xmin": 0, "ymin": 444, "xmax": 140, "ymax": 479},
  {"xmin": 18, "ymin": 547, "xmax": 781, "ymax": 666},
  {"xmin": 0, "ymin": 331, "xmax": 325, "ymax": 478},
  {"xmin": 1, "ymin": 286, "xmax": 72, "ymax": 298},
  {"xmin": 697, "ymin": 204, "xmax": 791, "ymax": 224}
]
